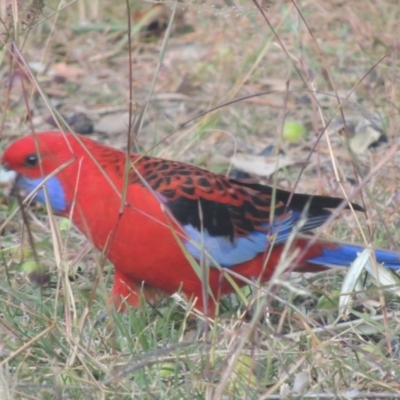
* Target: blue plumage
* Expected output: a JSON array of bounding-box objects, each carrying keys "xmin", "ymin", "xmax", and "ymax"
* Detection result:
[
  {"xmin": 16, "ymin": 175, "xmax": 67, "ymax": 212},
  {"xmin": 184, "ymin": 224, "xmax": 268, "ymax": 267},
  {"xmin": 182, "ymin": 207, "xmax": 340, "ymax": 268},
  {"xmin": 309, "ymin": 244, "xmax": 400, "ymax": 269},
  {"xmin": 183, "ymin": 212, "xmax": 301, "ymax": 268}
]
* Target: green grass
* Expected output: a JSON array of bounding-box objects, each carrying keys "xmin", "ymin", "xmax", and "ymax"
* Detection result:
[{"xmin": 1, "ymin": 0, "xmax": 400, "ymax": 398}]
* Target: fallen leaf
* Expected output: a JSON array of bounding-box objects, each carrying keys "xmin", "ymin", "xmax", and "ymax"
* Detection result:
[
  {"xmin": 95, "ymin": 113, "xmax": 130, "ymax": 135},
  {"xmin": 349, "ymin": 125, "xmax": 380, "ymax": 154},
  {"xmin": 50, "ymin": 62, "xmax": 86, "ymax": 80},
  {"xmin": 231, "ymin": 153, "xmax": 300, "ymax": 177},
  {"xmin": 292, "ymin": 371, "xmax": 309, "ymax": 395}
]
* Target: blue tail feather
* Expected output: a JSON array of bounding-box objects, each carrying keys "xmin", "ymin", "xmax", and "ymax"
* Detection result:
[{"xmin": 309, "ymin": 244, "xmax": 400, "ymax": 269}]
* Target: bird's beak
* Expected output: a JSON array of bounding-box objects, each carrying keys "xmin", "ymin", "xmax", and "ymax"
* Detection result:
[{"xmin": 0, "ymin": 165, "xmax": 17, "ymax": 197}]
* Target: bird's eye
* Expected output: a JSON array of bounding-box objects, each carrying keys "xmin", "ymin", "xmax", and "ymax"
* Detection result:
[{"xmin": 25, "ymin": 154, "xmax": 39, "ymax": 167}]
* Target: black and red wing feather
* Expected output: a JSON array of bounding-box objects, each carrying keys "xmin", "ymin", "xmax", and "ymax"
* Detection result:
[{"xmin": 131, "ymin": 156, "xmax": 362, "ymax": 242}]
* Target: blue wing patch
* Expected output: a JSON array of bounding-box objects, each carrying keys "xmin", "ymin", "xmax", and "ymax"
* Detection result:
[
  {"xmin": 183, "ymin": 212, "xmax": 295, "ymax": 268},
  {"xmin": 182, "ymin": 209, "xmax": 333, "ymax": 268}
]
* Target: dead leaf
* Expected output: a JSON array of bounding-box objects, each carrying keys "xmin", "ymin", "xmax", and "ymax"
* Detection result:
[
  {"xmin": 94, "ymin": 113, "xmax": 130, "ymax": 135},
  {"xmin": 50, "ymin": 63, "xmax": 86, "ymax": 80},
  {"xmin": 292, "ymin": 371, "xmax": 310, "ymax": 395},
  {"xmin": 349, "ymin": 125, "xmax": 380, "ymax": 154},
  {"xmin": 231, "ymin": 153, "xmax": 300, "ymax": 177}
]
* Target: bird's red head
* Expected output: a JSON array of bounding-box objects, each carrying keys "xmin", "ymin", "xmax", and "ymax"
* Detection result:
[
  {"xmin": 0, "ymin": 131, "xmax": 108, "ymax": 213},
  {"xmin": 1, "ymin": 131, "xmax": 81, "ymax": 180}
]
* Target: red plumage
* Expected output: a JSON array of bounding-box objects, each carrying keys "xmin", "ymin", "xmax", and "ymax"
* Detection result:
[{"xmin": 2, "ymin": 131, "xmax": 394, "ymax": 316}]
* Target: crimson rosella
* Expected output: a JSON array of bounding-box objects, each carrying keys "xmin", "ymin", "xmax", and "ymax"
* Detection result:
[{"xmin": 1, "ymin": 131, "xmax": 399, "ymax": 315}]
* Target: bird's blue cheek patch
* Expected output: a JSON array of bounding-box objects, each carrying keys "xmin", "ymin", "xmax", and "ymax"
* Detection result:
[{"xmin": 16, "ymin": 175, "xmax": 68, "ymax": 213}]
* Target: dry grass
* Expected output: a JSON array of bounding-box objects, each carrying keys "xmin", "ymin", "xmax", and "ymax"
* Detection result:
[{"xmin": 0, "ymin": 0, "xmax": 400, "ymax": 398}]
